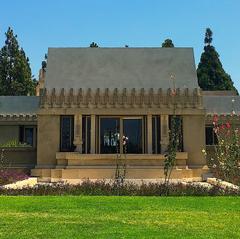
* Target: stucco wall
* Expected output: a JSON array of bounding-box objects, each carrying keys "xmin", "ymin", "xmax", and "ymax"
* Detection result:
[
  {"xmin": 0, "ymin": 126, "xmax": 19, "ymax": 145},
  {"xmin": 37, "ymin": 115, "xmax": 60, "ymax": 167},
  {"xmin": 183, "ymin": 115, "xmax": 206, "ymax": 166}
]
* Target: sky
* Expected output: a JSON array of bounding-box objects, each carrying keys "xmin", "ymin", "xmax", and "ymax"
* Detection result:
[{"xmin": 0, "ymin": 0, "xmax": 239, "ymax": 91}]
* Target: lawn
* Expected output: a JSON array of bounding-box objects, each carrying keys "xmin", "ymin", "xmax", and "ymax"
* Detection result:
[{"xmin": 0, "ymin": 196, "xmax": 239, "ymax": 239}]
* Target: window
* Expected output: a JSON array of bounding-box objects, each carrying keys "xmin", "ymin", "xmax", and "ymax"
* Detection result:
[
  {"xmin": 206, "ymin": 126, "xmax": 218, "ymax": 145},
  {"xmin": 19, "ymin": 126, "xmax": 35, "ymax": 146},
  {"xmin": 82, "ymin": 116, "xmax": 91, "ymax": 154},
  {"xmin": 100, "ymin": 118, "xmax": 120, "ymax": 153},
  {"xmin": 60, "ymin": 116, "xmax": 74, "ymax": 152},
  {"xmin": 152, "ymin": 116, "xmax": 161, "ymax": 154},
  {"xmin": 123, "ymin": 118, "xmax": 142, "ymax": 154},
  {"xmin": 98, "ymin": 117, "xmax": 144, "ymax": 154},
  {"xmin": 169, "ymin": 115, "xmax": 184, "ymax": 152}
]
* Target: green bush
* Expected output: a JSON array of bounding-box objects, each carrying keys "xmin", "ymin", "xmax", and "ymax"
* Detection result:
[
  {"xmin": 0, "ymin": 139, "xmax": 30, "ymax": 148},
  {"xmin": 209, "ymin": 114, "xmax": 240, "ymax": 185}
]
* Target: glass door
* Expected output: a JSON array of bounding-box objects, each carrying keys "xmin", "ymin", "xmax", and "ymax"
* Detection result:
[
  {"xmin": 100, "ymin": 117, "xmax": 120, "ymax": 153},
  {"xmin": 123, "ymin": 118, "xmax": 143, "ymax": 154},
  {"xmin": 60, "ymin": 116, "xmax": 74, "ymax": 152}
]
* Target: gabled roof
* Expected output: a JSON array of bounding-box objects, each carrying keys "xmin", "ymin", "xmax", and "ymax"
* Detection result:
[
  {"xmin": 203, "ymin": 95, "xmax": 240, "ymax": 115},
  {"xmin": 45, "ymin": 47, "xmax": 199, "ymax": 91},
  {"xmin": 0, "ymin": 96, "xmax": 39, "ymax": 116}
]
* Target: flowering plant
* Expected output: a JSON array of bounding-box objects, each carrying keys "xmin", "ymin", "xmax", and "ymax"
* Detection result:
[
  {"xmin": 164, "ymin": 115, "xmax": 182, "ymax": 194},
  {"xmin": 115, "ymin": 135, "xmax": 128, "ymax": 190},
  {"xmin": 210, "ymin": 113, "xmax": 240, "ymax": 184},
  {"xmin": 0, "ymin": 170, "xmax": 28, "ymax": 186}
]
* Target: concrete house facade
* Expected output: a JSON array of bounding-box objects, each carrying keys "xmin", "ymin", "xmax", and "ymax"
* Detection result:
[{"xmin": 0, "ymin": 47, "xmax": 239, "ymax": 182}]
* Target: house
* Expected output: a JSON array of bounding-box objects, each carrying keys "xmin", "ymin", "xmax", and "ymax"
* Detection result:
[{"xmin": 0, "ymin": 47, "xmax": 239, "ymax": 182}]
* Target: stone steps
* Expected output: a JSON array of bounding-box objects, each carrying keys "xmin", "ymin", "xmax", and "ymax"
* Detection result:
[{"xmin": 31, "ymin": 166, "xmax": 208, "ymax": 183}]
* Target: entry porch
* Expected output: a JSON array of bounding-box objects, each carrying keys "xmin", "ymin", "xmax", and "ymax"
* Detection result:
[{"xmin": 31, "ymin": 152, "xmax": 209, "ymax": 183}]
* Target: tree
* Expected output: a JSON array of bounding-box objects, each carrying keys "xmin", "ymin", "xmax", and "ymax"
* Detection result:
[
  {"xmin": 41, "ymin": 53, "xmax": 48, "ymax": 71},
  {"xmin": 197, "ymin": 28, "xmax": 238, "ymax": 94},
  {"xmin": 204, "ymin": 28, "xmax": 213, "ymax": 45},
  {"xmin": 0, "ymin": 27, "xmax": 36, "ymax": 96},
  {"xmin": 89, "ymin": 42, "xmax": 99, "ymax": 48},
  {"xmin": 162, "ymin": 39, "xmax": 174, "ymax": 47}
]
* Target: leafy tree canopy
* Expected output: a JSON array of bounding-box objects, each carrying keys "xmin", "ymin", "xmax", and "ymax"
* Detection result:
[
  {"xmin": 41, "ymin": 53, "xmax": 47, "ymax": 71},
  {"xmin": 162, "ymin": 39, "xmax": 174, "ymax": 47},
  {"xmin": 89, "ymin": 42, "xmax": 99, "ymax": 48},
  {"xmin": 197, "ymin": 28, "xmax": 238, "ymax": 94},
  {"xmin": 0, "ymin": 27, "xmax": 36, "ymax": 96}
]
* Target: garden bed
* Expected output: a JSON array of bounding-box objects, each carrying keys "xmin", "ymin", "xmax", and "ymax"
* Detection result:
[
  {"xmin": 0, "ymin": 169, "xmax": 28, "ymax": 186},
  {"xmin": 0, "ymin": 180, "xmax": 239, "ymax": 196}
]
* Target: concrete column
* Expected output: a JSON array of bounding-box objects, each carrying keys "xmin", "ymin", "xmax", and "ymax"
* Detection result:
[
  {"xmin": 147, "ymin": 114, "xmax": 152, "ymax": 154},
  {"xmin": 160, "ymin": 115, "xmax": 169, "ymax": 153},
  {"xmin": 73, "ymin": 114, "xmax": 82, "ymax": 153},
  {"xmin": 183, "ymin": 115, "xmax": 206, "ymax": 166},
  {"xmin": 37, "ymin": 115, "xmax": 60, "ymax": 167},
  {"xmin": 90, "ymin": 114, "xmax": 96, "ymax": 154}
]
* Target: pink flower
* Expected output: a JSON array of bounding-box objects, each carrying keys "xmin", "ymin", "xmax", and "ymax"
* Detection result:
[
  {"xmin": 220, "ymin": 124, "xmax": 225, "ymax": 130},
  {"xmin": 226, "ymin": 122, "xmax": 231, "ymax": 129}
]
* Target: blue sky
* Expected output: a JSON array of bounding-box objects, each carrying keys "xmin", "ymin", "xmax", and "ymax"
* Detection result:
[{"xmin": 0, "ymin": 0, "xmax": 239, "ymax": 91}]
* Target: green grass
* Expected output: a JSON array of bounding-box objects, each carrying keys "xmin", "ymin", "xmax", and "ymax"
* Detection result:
[{"xmin": 0, "ymin": 196, "xmax": 239, "ymax": 239}]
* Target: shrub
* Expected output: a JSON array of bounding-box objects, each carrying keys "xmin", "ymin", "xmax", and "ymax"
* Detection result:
[
  {"xmin": 209, "ymin": 114, "xmax": 240, "ymax": 185},
  {"xmin": 0, "ymin": 180, "xmax": 239, "ymax": 196},
  {"xmin": 0, "ymin": 139, "xmax": 30, "ymax": 148}
]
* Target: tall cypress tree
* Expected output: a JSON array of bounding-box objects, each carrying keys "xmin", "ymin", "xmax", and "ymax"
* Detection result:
[
  {"xmin": 0, "ymin": 27, "xmax": 36, "ymax": 96},
  {"xmin": 162, "ymin": 39, "xmax": 174, "ymax": 47},
  {"xmin": 197, "ymin": 28, "xmax": 238, "ymax": 94}
]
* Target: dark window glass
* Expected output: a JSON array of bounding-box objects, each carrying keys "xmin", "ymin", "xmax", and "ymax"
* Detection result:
[
  {"xmin": 19, "ymin": 126, "xmax": 34, "ymax": 146},
  {"xmin": 60, "ymin": 116, "xmax": 74, "ymax": 152},
  {"xmin": 87, "ymin": 117, "xmax": 91, "ymax": 153},
  {"xmin": 19, "ymin": 126, "xmax": 24, "ymax": 143},
  {"xmin": 82, "ymin": 116, "xmax": 86, "ymax": 153},
  {"xmin": 24, "ymin": 128, "xmax": 33, "ymax": 146},
  {"xmin": 169, "ymin": 115, "xmax": 183, "ymax": 152},
  {"xmin": 206, "ymin": 127, "xmax": 213, "ymax": 145},
  {"xmin": 205, "ymin": 126, "xmax": 218, "ymax": 145},
  {"xmin": 123, "ymin": 118, "xmax": 142, "ymax": 154},
  {"xmin": 82, "ymin": 116, "xmax": 91, "ymax": 154},
  {"xmin": 100, "ymin": 118, "xmax": 120, "ymax": 153},
  {"xmin": 143, "ymin": 116, "xmax": 147, "ymax": 153},
  {"xmin": 214, "ymin": 131, "xmax": 218, "ymax": 145},
  {"xmin": 152, "ymin": 116, "xmax": 161, "ymax": 154}
]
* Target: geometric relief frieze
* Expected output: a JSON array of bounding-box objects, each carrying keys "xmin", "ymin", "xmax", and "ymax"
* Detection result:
[{"xmin": 40, "ymin": 87, "xmax": 203, "ymax": 109}]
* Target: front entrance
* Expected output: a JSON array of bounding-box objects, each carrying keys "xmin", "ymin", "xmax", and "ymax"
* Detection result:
[{"xmin": 99, "ymin": 117, "xmax": 144, "ymax": 154}]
